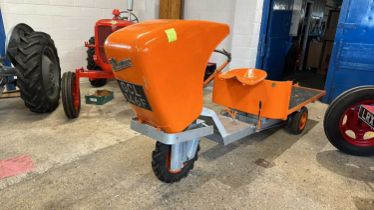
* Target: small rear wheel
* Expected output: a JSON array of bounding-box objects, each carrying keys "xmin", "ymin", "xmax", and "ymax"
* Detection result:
[
  {"xmin": 62, "ymin": 72, "xmax": 80, "ymax": 119},
  {"xmin": 86, "ymin": 36, "xmax": 107, "ymax": 87},
  {"xmin": 287, "ymin": 107, "xmax": 308, "ymax": 134},
  {"xmin": 151, "ymin": 142, "xmax": 199, "ymax": 183}
]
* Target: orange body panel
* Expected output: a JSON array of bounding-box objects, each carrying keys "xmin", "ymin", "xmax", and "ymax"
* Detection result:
[
  {"xmin": 213, "ymin": 68, "xmax": 293, "ymax": 120},
  {"xmin": 218, "ymin": 68, "xmax": 268, "ymax": 86},
  {"xmin": 104, "ymin": 20, "xmax": 229, "ymax": 133}
]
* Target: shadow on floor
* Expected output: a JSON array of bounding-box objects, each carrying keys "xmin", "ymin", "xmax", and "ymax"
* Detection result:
[
  {"xmin": 316, "ymin": 150, "xmax": 374, "ymax": 182},
  {"xmin": 198, "ymin": 119, "xmax": 319, "ymax": 188},
  {"xmin": 353, "ymin": 196, "xmax": 374, "ymax": 210}
]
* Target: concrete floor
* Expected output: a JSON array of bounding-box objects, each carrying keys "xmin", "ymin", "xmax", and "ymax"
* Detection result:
[{"xmin": 0, "ymin": 81, "xmax": 373, "ymax": 210}]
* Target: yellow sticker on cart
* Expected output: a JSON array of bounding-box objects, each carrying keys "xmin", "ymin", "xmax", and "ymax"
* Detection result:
[{"xmin": 165, "ymin": 28, "xmax": 177, "ymax": 43}]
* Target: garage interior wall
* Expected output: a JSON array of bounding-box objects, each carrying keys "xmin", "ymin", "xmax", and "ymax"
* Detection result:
[
  {"xmin": 184, "ymin": 0, "xmax": 264, "ymax": 69},
  {"xmin": 1, "ymin": 0, "xmax": 263, "ymax": 73},
  {"xmin": 0, "ymin": 0, "xmax": 159, "ymax": 74}
]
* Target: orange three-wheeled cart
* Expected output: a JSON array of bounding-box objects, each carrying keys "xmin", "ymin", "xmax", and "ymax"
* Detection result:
[{"xmin": 104, "ymin": 20, "xmax": 326, "ymax": 183}]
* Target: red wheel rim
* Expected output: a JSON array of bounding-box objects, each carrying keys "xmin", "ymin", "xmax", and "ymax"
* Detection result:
[
  {"xmin": 299, "ymin": 112, "xmax": 308, "ymax": 130},
  {"xmin": 338, "ymin": 100, "xmax": 374, "ymax": 147},
  {"xmin": 72, "ymin": 76, "xmax": 80, "ymax": 110}
]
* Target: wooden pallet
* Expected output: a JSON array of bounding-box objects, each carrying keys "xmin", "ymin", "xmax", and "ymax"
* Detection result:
[{"xmin": 0, "ymin": 90, "xmax": 20, "ymax": 99}]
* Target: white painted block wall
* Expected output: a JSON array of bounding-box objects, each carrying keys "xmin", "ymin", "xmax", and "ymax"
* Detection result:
[
  {"xmin": 1, "ymin": 0, "xmax": 263, "ymax": 73},
  {"xmin": 184, "ymin": 0, "xmax": 264, "ymax": 69},
  {"xmin": 0, "ymin": 0, "xmax": 159, "ymax": 73}
]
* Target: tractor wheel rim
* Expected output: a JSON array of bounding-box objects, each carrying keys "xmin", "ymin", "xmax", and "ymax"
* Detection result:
[
  {"xmin": 338, "ymin": 100, "xmax": 374, "ymax": 147},
  {"xmin": 72, "ymin": 76, "xmax": 80, "ymax": 111},
  {"xmin": 299, "ymin": 112, "xmax": 308, "ymax": 130},
  {"xmin": 42, "ymin": 47, "xmax": 59, "ymax": 100}
]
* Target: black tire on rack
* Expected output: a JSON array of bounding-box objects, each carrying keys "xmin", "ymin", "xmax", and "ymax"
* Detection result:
[
  {"xmin": 86, "ymin": 36, "xmax": 107, "ymax": 87},
  {"xmin": 151, "ymin": 142, "xmax": 199, "ymax": 183},
  {"xmin": 287, "ymin": 107, "xmax": 309, "ymax": 135},
  {"xmin": 13, "ymin": 31, "xmax": 61, "ymax": 113},
  {"xmin": 324, "ymin": 86, "xmax": 374, "ymax": 156},
  {"xmin": 61, "ymin": 72, "xmax": 81, "ymax": 119}
]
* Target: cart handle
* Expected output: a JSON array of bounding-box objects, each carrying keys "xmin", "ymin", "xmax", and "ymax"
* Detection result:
[{"xmin": 203, "ymin": 49, "xmax": 231, "ymax": 87}]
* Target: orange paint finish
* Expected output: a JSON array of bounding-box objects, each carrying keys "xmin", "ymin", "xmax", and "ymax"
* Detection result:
[
  {"xmin": 218, "ymin": 68, "xmax": 268, "ymax": 86},
  {"xmin": 213, "ymin": 68, "xmax": 293, "ymax": 120},
  {"xmin": 104, "ymin": 20, "xmax": 229, "ymax": 133}
]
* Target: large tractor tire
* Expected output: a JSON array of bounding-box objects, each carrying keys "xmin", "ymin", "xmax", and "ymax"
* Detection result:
[
  {"xmin": 86, "ymin": 37, "xmax": 107, "ymax": 87},
  {"xmin": 324, "ymin": 86, "xmax": 374, "ymax": 156},
  {"xmin": 6, "ymin": 23, "xmax": 34, "ymax": 64},
  {"xmin": 12, "ymin": 31, "xmax": 61, "ymax": 113}
]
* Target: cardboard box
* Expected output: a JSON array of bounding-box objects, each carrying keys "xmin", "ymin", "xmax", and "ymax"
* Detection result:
[{"xmin": 307, "ymin": 41, "xmax": 323, "ymax": 69}]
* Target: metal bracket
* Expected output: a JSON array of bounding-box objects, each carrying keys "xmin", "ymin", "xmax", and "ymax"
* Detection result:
[
  {"xmin": 130, "ymin": 118, "xmax": 214, "ymax": 145},
  {"xmin": 199, "ymin": 107, "xmax": 282, "ymax": 145},
  {"xmin": 130, "ymin": 118, "xmax": 212, "ymax": 172}
]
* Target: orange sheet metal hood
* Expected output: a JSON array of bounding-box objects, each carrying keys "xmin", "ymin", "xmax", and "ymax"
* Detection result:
[{"xmin": 105, "ymin": 20, "xmax": 229, "ymax": 133}]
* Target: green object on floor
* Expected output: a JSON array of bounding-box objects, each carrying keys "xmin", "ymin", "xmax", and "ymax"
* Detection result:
[{"xmin": 85, "ymin": 89, "xmax": 114, "ymax": 105}]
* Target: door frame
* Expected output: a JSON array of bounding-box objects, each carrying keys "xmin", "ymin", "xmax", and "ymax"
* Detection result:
[
  {"xmin": 255, "ymin": 0, "xmax": 272, "ymax": 69},
  {"xmin": 323, "ymin": 0, "xmax": 349, "ymax": 102}
]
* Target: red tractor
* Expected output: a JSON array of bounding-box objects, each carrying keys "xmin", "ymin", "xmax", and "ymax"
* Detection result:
[{"xmin": 61, "ymin": 3, "xmax": 139, "ymax": 118}]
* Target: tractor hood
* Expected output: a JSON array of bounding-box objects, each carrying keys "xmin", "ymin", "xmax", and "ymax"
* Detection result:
[{"xmin": 104, "ymin": 20, "xmax": 229, "ymax": 133}]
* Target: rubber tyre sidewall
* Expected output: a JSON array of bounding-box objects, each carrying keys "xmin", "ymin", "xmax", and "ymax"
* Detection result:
[
  {"xmin": 62, "ymin": 72, "xmax": 80, "ymax": 119},
  {"xmin": 288, "ymin": 107, "xmax": 308, "ymax": 135},
  {"xmin": 151, "ymin": 142, "xmax": 198, "ymax": 183},
  {"xmin": 14, "ymin": 32, "xmax": 61, "ymax": 113},
  {"xmin": 324, "ymin": 86, "xmax": 374, "ymax": 156}
]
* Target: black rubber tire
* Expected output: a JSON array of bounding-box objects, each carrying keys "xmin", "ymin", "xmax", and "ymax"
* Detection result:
[
  {"xmin": 324, "ymin": 86, "xmax": 374, "ymax": 156},
  {"xmin": 152, "ymin": 142, "xmax": 199, "ymax": 183},
  {"xmin": 61, "ymin": 72, "xmax": 81, "ymax": 119},
  {"xmin": 13, "ymin": 31, "xmax": 61, "ymax": 113},
  {"xmin": 287, "ymin": 107, "xmax": 308, "ymax": 135},
  {"xmin": 6, "ymin": 23, "xmax": 34, "ymax": 64},
  {"xmin": 86, "ymin": 37, "xmax": 107, "ymax": 87}
]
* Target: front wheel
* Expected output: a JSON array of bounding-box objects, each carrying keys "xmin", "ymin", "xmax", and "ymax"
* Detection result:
[
  {"xmin": 62, "ymin": 72, "xmax": 81, "ymax": 119},
  {"xmin": 324, "ymin": 86, "xmax": 374, "ymax": 156},
  {"xmin": 151, "ymin": 142, "xmax": 199, "ymax": 183}
]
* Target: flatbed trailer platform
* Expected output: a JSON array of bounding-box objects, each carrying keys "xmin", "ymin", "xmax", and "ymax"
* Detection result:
[{"xmin": 288, "ymin": 86, "xmax": 325, "ymax": 113}]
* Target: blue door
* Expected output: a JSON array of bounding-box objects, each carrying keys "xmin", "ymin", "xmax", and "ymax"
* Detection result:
[
  {"xmin": 324, "ymin": 0, "xmax": 374, "ymax": 102},
  {"xmin": 256, "ymin": 0, "xmax": 293, "ymax": 80},
  {"xmin": 0, "ymin": 9, "xmax": 6, "ymax": 59}
]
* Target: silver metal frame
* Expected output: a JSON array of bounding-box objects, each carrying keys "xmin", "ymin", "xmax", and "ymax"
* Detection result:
[
  {"xmin": 130, "ymin": 119, "xmax": 213, "ymax": 145},
  {"xmin": 131, "ymin": 119, "xmax": 213, "ymax": 171},
  {"xmin": 130, "ymin": 107, "xmax": 284, "ymax": 171},
  {"xmin": 200, "ymin": 108, "xmax": 282, "ymax": 145}
]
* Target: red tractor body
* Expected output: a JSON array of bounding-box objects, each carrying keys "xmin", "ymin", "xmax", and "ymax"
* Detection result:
[
  {"xmin": 61, "ymin": 9, "xmax": 139, "ymax": 118},
  {"xmin": 86, "ymin": 19, "xmax": 133, "ymax": 72}
]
